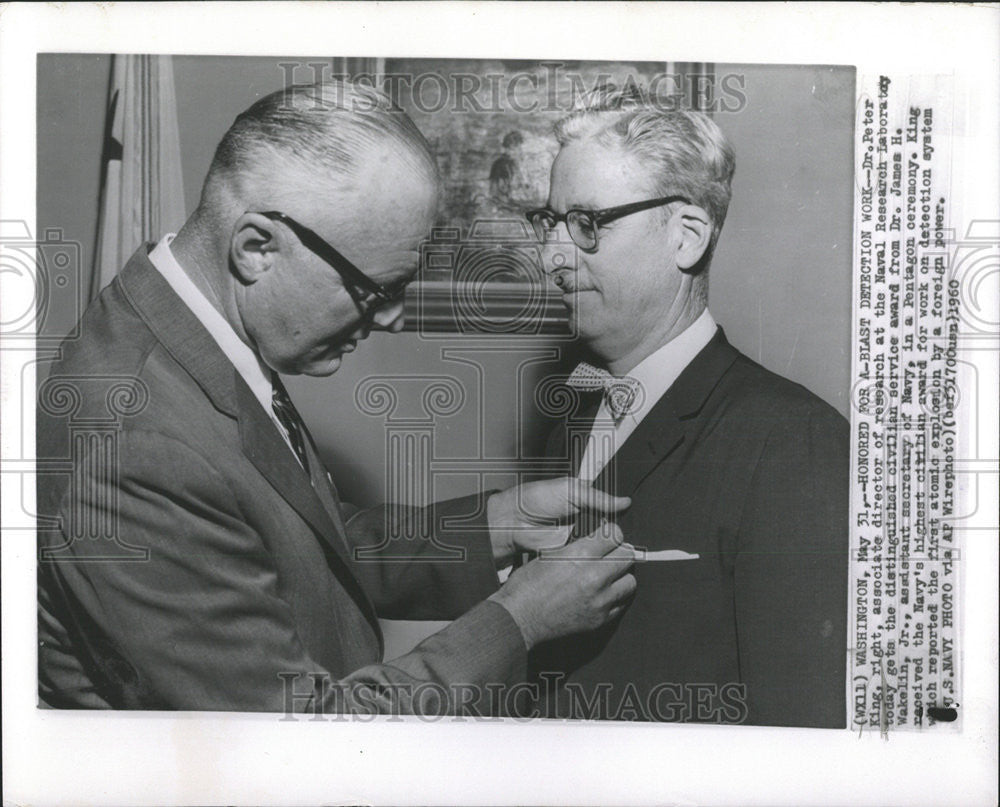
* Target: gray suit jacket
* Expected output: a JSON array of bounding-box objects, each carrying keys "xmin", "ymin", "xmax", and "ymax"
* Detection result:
[{"xmin": 38, "ymin": 246, "xmax": 525, "ymax": 713}]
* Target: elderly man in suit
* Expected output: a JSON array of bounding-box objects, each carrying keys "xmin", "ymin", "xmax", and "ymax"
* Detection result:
[
  {"xmin": 37, "ymin": 81, "xmax": 637, "ymax": 714},
  {"xmin": 526, "ymin": 86, "xmax": 849, "ymax": 727}
]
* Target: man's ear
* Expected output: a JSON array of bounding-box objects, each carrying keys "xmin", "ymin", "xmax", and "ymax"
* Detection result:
[
  {"xmin": 230, "ymin": 212, "xmax": 282, "ymax": 284},
  {"xmin": 674, "ymin": 204, "xmax": 712, "ymax": 274}
]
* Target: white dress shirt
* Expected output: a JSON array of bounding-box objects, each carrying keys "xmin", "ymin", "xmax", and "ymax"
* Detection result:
[
  {"xmin": 147, "ymin": 235, "xmax": 297, "ymax": 455},
  {"xmin": 577, "ymin": 309, "xmax": 717, "ymax": 481},
  {"xmin": 498, "ymin": 310, "xmax": 718, "ymax": 577}
]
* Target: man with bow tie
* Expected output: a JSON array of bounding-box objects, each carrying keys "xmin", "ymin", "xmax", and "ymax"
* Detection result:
[
  {"xmin": 36, "ymin": 81, "xmax": 638, "ymax": 714},
  {"xmin": 525, "ymin": 86, "xmax": 849, "ymax": 727}
]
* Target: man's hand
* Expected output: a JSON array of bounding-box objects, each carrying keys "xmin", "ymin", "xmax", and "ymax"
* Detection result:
[
  {"xmin": 488, "ymin": 523, "xmax": 637, "ymax": 650},
  {"xmin": 486, "ymin": 477, "xmax": 631, "ymax": 565}
]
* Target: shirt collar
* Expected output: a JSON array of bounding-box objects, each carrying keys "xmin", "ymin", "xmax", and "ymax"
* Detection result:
[
  {"xmin": 622, "ymin": 308, "xmax": 717, "ymax": 422},
  {"xmin": 147, "ymin": 234, "xmax": 276, "ymax": 415}
]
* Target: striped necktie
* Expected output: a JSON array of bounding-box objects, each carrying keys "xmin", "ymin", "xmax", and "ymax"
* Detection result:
[{"xmin": 271, "ymin": 374, "xmax": 310, "ymax": 474}]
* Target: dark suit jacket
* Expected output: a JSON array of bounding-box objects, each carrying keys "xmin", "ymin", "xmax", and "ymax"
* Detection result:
[
  {"xmin": 534, "ymin": 328, "xmax": 849, "ymax": 727},
  {"xmin": 37, "ymin": 247, "xmax": 525, "ymax": 713}
]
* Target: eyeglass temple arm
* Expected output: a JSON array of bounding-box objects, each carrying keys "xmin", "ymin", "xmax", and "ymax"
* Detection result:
[
  {"xmin": 257, "ymin": 211, "xmax": 389, "ymax": 301},
  {"xmin": 594, "ymin": 195, "xmax": 691, "ymax": 224},
  {"xmin": 527, "ymin": 195, "xmax": 691, "ymax": 225}
]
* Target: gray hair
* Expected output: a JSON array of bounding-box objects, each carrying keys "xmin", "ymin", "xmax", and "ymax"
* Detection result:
[
  {"xmin": 555, "ymin": 84, "xmax": 735, "ymax": 264},
  {"xmin": 204, "ymin": 80, "xmax": 439, "ymax": 207}
]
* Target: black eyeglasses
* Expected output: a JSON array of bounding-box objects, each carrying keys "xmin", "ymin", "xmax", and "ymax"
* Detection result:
[
  {"xmin": 526, "ymin": 195, "xmax": 691, "ymax": 253},
  {"xmin": 252, "ymin": 210, "xmax": 410, "ymax": 316}
]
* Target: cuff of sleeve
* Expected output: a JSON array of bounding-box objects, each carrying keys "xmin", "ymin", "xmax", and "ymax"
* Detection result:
[{"xmin": 438, "ymin": 598, "xmax": 529, "ymax": 691}]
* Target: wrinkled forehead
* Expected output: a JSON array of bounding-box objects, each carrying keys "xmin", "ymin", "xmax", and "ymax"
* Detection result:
[
  {"xmin": 329, "ymin": 187, "xmax": 438, "ymax": 278},
  {"xmin": 549, "ymin": 137, "xmax": 653, "ymax": 208},
  {"xmin": 308, "ymin": 152, "xmax": 438, "ymax": 241},
  {"xmin": 348, "ymin": 185, "xmax": 438, "ymax": 256}
]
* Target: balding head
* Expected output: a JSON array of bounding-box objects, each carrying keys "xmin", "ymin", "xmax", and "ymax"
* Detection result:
[
  {"xmin": 201, "ymin": 80, "xmax": 440, "ymax": 225},
  {"xmin": 171, "ymin": 80, "xmax": 441, "ymax": 376}
]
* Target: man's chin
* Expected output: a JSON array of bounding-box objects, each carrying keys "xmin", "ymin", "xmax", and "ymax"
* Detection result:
[
  {"xmin": 300, "ymin": 355, "xmax": 344, "ymax": 377},
  {"xmin": 277, "ymin": 337, "xmax": 361, "ymax": 377},
  {"xmin": 303, "ymin": 338, "xmax": 364, "ymax": 375}
]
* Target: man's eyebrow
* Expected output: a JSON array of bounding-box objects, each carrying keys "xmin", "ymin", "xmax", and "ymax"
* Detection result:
[{"xmin": 564, "ymin": 199, "xmax": 601, "ymax": 211}]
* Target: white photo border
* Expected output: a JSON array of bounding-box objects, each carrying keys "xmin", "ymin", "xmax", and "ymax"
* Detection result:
[{"xmin": 2, "ymin": 3, "xmax": 997, "ymax": 806}]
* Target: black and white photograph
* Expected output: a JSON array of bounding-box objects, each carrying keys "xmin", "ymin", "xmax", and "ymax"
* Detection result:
[
  {"xmin": 33, "ymin": 53, "xmax": 854, "ymax": 725},
  {"xmin": 2, "ymin": 4, "xmax": 997, "ymax": 807}
]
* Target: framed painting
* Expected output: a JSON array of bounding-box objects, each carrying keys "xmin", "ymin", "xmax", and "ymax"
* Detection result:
[{"xmin": 372, "ymin": 58, "xmax": 714, "ymax": 333}]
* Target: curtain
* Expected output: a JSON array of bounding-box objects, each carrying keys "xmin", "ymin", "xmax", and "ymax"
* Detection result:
[
  {"xmin": 89, "ymin": 55, "xmax": 186, "ymax": 300},
  {"xmin": 331, "ymin": 56, "xmax": 384, "ymax": 86},
  {"xmin": 667, "ymin": 61, "xmax": 717, "ymax": 113}
]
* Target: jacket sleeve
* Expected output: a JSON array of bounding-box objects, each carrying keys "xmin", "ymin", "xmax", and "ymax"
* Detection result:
[
  {"xmin": 733, "ymin": 405, "xmax": 850, "ymax": 728},
  {"xmin": 41, "ymin": 430, "xmax": 526, "ymax": 714},
  {"xmin": 343, "ymin": 496, "xmax": 504, "ymax": 620}
]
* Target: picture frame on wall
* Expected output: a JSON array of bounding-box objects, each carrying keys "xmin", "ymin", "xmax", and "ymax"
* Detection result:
[{"xmin": 376, "ymin": 58, "xmax": 715, "ymax": 334}]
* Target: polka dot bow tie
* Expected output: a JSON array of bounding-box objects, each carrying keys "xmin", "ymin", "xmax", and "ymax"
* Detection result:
[{"xmin": 566, "ymin": 361, "xmax": 643, "ymax": 421}]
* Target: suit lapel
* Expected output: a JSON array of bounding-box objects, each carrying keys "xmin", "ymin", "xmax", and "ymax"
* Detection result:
[
  {"xmin": 569, "ymin": 391, "xmax": 603, "ymax": 476},
  {"xmin": 594, "ymin": 327, "xmax": 741, "ymax": 498},
  {"xmin": 234, "ymin": 382, "xmax": 380, "ymax": 640},
  {"xmin": 234, "ymin": 379, "xmax": 352, "ymax": 565},
  {"xmin": 118, "ymin": 247, "xmax": 376, "ymax": 624},
  {"xmin": 300, "ymin": 416, "xmax": 349, "ymax": 540},
  {"xmin": 543, "ymin": 387, "xmax": 603, "ymax": 477},
  {"xmin": 596, "ymin": 395, "xmax": 686, "ymax": 498},
  {"xmin": 118, "ymin": 246, "xmax": 240, "ymax": 418}
]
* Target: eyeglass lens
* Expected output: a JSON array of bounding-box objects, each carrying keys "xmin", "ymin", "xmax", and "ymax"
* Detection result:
[
  {"xmin": 529, "ymin": 211, "xmax": 554, "ymax": 244},
  {"xmin": 566, "ymin": 211, "xmax": 598, "ymax": 250},
  {"xmin": 530, "ymin": 210, "xmax": 598, "ymax": 251}
]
